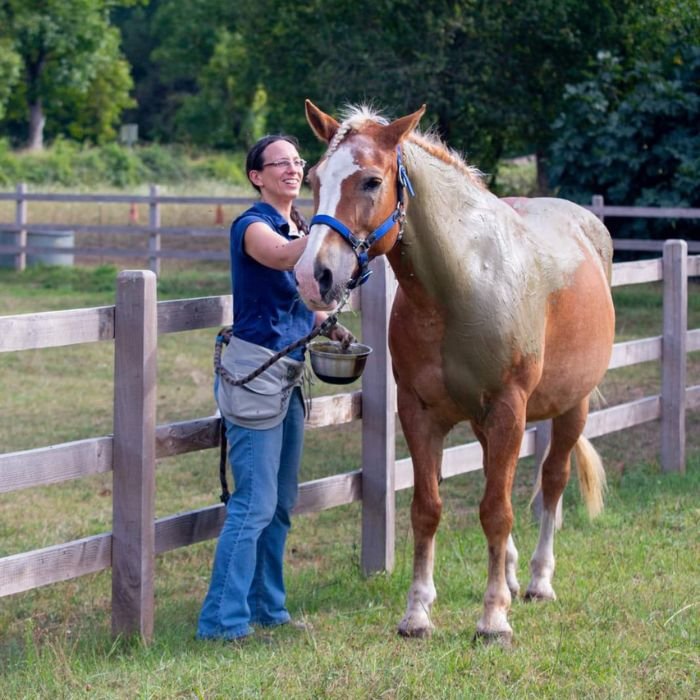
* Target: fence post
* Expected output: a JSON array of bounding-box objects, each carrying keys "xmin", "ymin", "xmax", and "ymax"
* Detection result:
[
  {"xmin": 360, "ymin": 257, "xmax": 397, "ymax": 574},
  {"xmin": 661, "ymin": 240, "xmax": 687, "ymax": 473},
  {"xmin": 591, "ymin": 194, "xmax": 605, "ymax": 223},
  {"xmin": 148, "ymin": 184, "xmax": 161, "ymax": 276},
  {"xmin": 112, "ymin": 270, "xmax": 158, "ymax": 640},
  {"xmin": 15, "ymin": 183, "xmax": 27, "ymax": 271}
]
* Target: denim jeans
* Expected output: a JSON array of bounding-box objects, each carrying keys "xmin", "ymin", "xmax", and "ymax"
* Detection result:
[{"xmin": 197, "ymin": 387, "xmax": 304, "ymax": 640}]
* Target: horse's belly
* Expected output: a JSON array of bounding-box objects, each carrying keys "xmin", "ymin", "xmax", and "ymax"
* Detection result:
[{"xmin": 527, "ymin": 256, "xmax": 615, "ymax": 419}]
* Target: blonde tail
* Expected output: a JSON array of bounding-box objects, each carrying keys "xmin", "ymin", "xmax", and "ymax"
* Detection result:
[{"xmin": 573, "ymin": 435, "xmax": 607, "ymax": 518}]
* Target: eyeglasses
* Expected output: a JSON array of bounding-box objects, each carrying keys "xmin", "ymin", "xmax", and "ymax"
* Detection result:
[{"xmin": 261, "ymin": 158, "xmax": 307, "ymax": 170}]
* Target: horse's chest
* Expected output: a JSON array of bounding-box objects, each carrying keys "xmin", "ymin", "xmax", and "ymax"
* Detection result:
[{"xmin": 389, "ymin": 291, "xmax": 515, "ymax": 418}]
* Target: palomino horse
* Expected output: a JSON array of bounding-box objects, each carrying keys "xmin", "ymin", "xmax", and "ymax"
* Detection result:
[{"xmin": 295, "ymin": 101, "xmax": 615, "ymax": 644}]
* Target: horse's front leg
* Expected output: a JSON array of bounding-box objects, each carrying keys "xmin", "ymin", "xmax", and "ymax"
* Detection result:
[
  {"xmin": 474, "ymin": 389, "xmax": 528, "ymax": 645},
  {"xmin": 396, "ymin": 387, "xmax": 450, "ymax": 638},
  {"xmin": 473, "ymin": 424, "xmax": 521, "ymax": 600}
]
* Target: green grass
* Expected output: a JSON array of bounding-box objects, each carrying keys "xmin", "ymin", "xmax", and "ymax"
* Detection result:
[{"xmin": 0, "ymin": 267, "xmax": 699, "ymax": 698}]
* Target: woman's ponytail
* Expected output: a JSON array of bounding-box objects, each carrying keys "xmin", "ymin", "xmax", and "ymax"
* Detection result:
[{"xmin": 290, "ymin": 205, "xmax": 309, "ymax": 236}]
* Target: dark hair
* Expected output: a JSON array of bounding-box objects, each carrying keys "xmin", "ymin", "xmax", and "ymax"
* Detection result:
[{"xmin": 245, "ymin": 134, "xmax": 309, "ymax": 235}]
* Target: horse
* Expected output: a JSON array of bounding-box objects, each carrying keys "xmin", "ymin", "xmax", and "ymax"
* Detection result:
[{"xmin": 295, "ymin": 100, "xmax": 615, "ymax": 644}]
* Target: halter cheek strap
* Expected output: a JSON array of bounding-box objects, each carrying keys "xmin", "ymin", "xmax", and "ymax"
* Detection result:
[{"xmin": 309, "ymin": 145, "xmax": 415, "ymax": 289}]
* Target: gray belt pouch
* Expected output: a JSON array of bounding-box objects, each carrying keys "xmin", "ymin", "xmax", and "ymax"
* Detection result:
[{"xmin": 216, "ymin": 335, "xmax": 304, "ymax": 429}]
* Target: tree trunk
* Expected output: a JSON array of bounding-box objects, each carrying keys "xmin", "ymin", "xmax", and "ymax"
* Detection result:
[
  {"xmin": 535, "ymin": 150, "xmax": 549, "ymax": 195},
  {"xmin": 27, "ymin": 100, "xmax": 46, "ymax": 151}
]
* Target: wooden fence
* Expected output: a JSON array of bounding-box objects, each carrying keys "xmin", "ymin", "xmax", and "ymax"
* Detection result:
[
  {"xmin": 0, "ymin": 241, "xmax": 699, "ymax": 643},
  {"xmin": 1, "ymin": 185, "xmax": 699, "ymax": 274}
]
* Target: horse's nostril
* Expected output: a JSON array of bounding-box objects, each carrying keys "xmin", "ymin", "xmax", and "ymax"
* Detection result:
[{"xmin": 317, "ymin": 266, "xmax": 333, "ymax": 300}]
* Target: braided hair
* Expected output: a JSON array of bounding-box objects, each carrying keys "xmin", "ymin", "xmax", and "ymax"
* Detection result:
[{"xmin": 245, "ymin": 135, "xmax": 309, "ymax": 235}]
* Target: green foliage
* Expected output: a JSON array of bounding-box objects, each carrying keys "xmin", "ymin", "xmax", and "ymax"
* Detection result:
[
  {"xmin": 0, "ymin": 141, "xmax": 248, "ymax": 188},
  {"xmin": 547, "ymin": 43, "xmax": 700, "ymax": 239},
  {"xmin": 58, "ymin": 28, "xmax": 136, "ymax": 144},
  {"xmin": 0, "ymin": 0, "xmax": 135, "ymax": 148},
  {"xmin": 0, "ymin": 38, "xmax": 21, "ymax": 122},
  {"xmin": 1, "ymin": 0, "xmax": 698, "ymax": 227},
  {"xmin": 110, "ymin": 0, "xmax": 633, "ymax": 173}
]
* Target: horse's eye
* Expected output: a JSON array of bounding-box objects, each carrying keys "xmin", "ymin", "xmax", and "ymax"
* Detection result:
[{"xmin": 363, "ymin": 177, "xmax": 382, "ymax": 191}]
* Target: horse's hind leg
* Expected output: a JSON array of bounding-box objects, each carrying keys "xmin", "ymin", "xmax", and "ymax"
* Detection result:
[
  {"xmin": 525, "ymin": 398, "xmax": 588, "ymax": 601},
  {"xmin": 396, "ymin": 390, "xmax": 449, "ymax": 639}
]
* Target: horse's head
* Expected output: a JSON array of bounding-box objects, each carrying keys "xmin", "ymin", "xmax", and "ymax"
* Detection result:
[{"xmin": 295, "ymin": 100, "xmax": 425, "ymax": 310}]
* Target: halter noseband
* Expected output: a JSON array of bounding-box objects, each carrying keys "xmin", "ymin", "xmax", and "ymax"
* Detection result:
[{"xmin": 309, "ymin": 145, "xmax": 415, "ymax": 289}]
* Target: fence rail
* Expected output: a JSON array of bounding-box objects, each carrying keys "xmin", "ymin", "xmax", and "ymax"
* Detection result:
[
  {"xmin": 1, "ymin": 186, "xmax": 699, "ymax": 274},
  {"xmin": 0, "ymin": 241, "xmax": 698, "ymax": 642}
]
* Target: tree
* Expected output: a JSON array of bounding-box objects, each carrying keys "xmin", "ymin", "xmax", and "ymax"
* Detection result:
[
  {"xmin": 114, "ymin": 0, "xmax": 256, "ymax": 146},
  {"xmin": 546, "ymin": 43, "xmax": 700, "ymax": 239},
  {"xmin": 0, "ymin": 0, "xmax": 135, "ymax": 149},
  {"xmin": 231, "ymin": 0, "xmax": 631, "ymax": 179},
  {"xmin": 0, "ymin": 38, "xmax": 21, "ymax": 122}
]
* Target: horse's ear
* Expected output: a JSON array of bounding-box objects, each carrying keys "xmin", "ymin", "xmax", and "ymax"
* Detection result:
[
  {"xmin": 382, "ymin": 104, "xmax": 427, "ymax": 147},
  {"xmin": 305, "ymin": 99, "xmax": 340, "ymax": 144}
]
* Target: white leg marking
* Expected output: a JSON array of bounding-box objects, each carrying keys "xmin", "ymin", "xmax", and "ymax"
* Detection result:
[
  {"xmin": 526, "ymin": 508, "xmax": 557, "ymax": 601},
  {"xmin": 398, "ymin": 539, "xmax": 436, "ymax": 637},
  {"xmin": 505, "ymin": 534, "xmax": 520, "ymax": 598},
  {"xmin": 476, "ymin": 559, "xmax": 513, "ymax": 640}
]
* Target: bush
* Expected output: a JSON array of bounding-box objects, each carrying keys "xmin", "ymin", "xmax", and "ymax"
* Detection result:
[
  {"xmin": 546, "ymin": 45, "xmax": 700, "ymax": 241},
  {"xmin": 191, "ymin": 152, "xmax": 246, "ymax": 184},
  {"xmin": 0, "ymin": 138, "xmax": 21, "ymax": 185},
  {"xmin": 0, "ymin": 141, "xmax": 248, "ymax": 189}
]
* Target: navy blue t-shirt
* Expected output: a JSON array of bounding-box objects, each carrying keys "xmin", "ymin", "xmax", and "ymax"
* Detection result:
[{"xmin": 230, "ymin": 202, "xmax": 314, "ymax": 361}]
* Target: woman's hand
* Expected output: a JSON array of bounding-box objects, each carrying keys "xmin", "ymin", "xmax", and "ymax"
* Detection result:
[{"xmin": 325, "ymin": 322, "xmax": 355, "ymax": 349}]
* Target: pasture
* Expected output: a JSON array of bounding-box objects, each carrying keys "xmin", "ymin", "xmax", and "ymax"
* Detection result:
[{"xmin": 0, "ymin": 265, "xmax": 699, "ymax": 698}]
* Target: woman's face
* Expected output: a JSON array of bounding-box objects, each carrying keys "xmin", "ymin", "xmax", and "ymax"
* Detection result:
[{"xmin": 250, "ymin": 140, "xmax": 304, "ymax": 201}]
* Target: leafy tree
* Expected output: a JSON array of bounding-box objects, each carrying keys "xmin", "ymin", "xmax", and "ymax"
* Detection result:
[
  {"xmin": 547, "ymin": 43, "xmax": 700, "ymax": 239},
  {"xmin": 0, "ymin": 38, "xmax": 21, "ymax": 122},
  {"xmin": 231, "ymin": 0, "xmax": 632, "ymax": 180},
  {"xmin": 115, "ymin": 0, "xmax": 259, "ymax": 147},
  {"xmin": 0, "ymin": 0, "xmax": 136, "ymax": 149},
  {"xmin": 169, "ymin": 29, "xmax": 265, "ymax": 148}
]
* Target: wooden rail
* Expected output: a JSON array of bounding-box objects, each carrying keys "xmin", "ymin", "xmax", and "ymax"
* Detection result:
[
  {"xmin": 1, "ymin": 186, "xmax": 699, "ymax": 273},
  {"xmin": 0, "ymin": 241, "xmax": 698, "ymax": 642}
]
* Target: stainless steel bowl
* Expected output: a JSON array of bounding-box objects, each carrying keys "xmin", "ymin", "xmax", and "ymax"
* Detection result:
[{"xmin": 308, "ymin": 341, "xmax": 373, "ymax": 384}]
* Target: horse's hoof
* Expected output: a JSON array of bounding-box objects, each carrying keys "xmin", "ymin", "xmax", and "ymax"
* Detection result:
[
  {"xmin": 523, "ymin": 587, "xmax": 556, "ymax": 602},
  {"xmin": 397, "ymin": 624, "xmax": 433, "ymax": 639},
  {"xmin": 472, "ymin": 629, "xmax": 514, "ymax": 648}
]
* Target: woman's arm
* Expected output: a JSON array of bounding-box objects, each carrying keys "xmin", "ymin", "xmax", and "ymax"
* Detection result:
[{"xmin": 243, "ymin": 221, "xmax": 308, "ymax": 270}]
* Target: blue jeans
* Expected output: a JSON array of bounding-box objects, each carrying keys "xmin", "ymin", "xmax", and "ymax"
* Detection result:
[{"xmin": 197, "ymin": 387, "xmax": 305, "ymax": 640}]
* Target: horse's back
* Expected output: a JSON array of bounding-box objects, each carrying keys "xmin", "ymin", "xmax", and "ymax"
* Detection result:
[
  {"xmin": 501, "ymin": 196, "xmax": 613, "ymax": 283},
  {"xmin": 498, "ymin": 197, "xmax": 615, "ymax": 419}
]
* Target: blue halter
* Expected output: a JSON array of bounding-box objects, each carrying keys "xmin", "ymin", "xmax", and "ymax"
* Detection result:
[{"xmin": 310, "ymin": 145, "xmax": 415, "ymax": 289}]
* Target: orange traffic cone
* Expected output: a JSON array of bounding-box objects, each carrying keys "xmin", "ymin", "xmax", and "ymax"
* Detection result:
[
  {"xmin": 215, "ymin": 204, "xmax": 224, "ymax": 225},
  {"xmin": 129, "ymin": 202, "xmax": 139, "ymax": 223}
]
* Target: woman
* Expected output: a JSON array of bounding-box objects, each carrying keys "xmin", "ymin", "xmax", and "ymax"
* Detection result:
[{"xmin": 197, "ymin": 135, "xmax": 353, "ymax": 642}]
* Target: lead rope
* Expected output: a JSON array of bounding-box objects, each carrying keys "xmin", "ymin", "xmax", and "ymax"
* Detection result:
[
  {"xmin": 214, "ymin": 311, "xmax": 340, "ymax": 388},
  {"xmin": 216, "ymin": 291, "xmax": 351, "ymax": 503}
]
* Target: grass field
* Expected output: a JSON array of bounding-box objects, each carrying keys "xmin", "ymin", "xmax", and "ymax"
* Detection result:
[{"xmin": 1, "ymin": 266, "xmax": 699, "ymax": 699}]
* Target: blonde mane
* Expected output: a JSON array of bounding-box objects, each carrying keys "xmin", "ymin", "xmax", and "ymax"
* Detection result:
[{"xmin": 327, "ymin": 104, "xmax": 485, "ymax": 189}]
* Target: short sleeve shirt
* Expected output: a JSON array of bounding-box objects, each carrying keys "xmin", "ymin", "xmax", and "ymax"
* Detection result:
[{"xmin": 230, "ymin": 201, "xmax": 314, "ymax": 361}]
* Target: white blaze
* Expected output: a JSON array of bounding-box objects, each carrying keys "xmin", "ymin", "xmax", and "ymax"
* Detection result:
[{"xmin": 305, "ymin": 144, "xmax": 361, "ymax": 259}]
